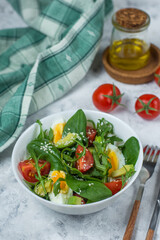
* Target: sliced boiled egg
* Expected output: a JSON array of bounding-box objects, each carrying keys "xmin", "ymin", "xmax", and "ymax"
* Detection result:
[
  {"xmin": 48, "ymin": 170, "xmax": 73, "ymax": 204},
  {"xmin": 106, "ymin": 143, "xmax": 125, "ymax": 177},
  {"xmin": 52, "ymin": 118, "xmax": 66, "ymax": 143}
]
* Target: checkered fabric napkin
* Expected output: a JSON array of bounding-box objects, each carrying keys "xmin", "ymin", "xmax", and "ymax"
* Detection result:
[{"xmin": 0, "ymin": 0, "xmax": 112, "ymax": 152}]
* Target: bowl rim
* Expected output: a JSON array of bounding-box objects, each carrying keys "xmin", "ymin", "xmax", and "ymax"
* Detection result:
[{"xmin": 12, "ymin": 109, "xmax": 143, "ymax": 209}]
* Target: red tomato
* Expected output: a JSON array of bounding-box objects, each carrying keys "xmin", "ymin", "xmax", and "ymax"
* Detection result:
[
  {"xmin": 75, "ymin": 145, "xmax": 94, "ymax": 173},
  {"xmin": 18, "ymin": 159, "xmax": 51, "ymax": 183},
  {"xmin": 86, "ymin": 126, "xmax": 97, "ymax": 146},
  {"xmin": 92, "ymin": 84, "xmax": 123, "ymax": 112},
  {"xmin": 154, "ymin": 67, "xmax": 160, "ymax": 87},
  {"xmin": 104, "ymin": 180, "xmax": 123, "ymax": 195},
  {"xmin": 135, "ymin": 94, "xmax": 160, "ymax": 120}
]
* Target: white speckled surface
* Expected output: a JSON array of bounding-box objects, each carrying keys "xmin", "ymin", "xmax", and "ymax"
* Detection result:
[{"xmin": 0, "ymin": 0, "xmax": 160, "ymax": 239}]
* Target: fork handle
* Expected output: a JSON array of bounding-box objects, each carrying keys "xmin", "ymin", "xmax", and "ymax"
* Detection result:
[
  {"xmin": 145, "ymin": 195, "xmax": 160, "ymax": 240},
  {"xmin": 123, "ymin": 200, "xmax": 141, "ymax": 240},
  {"xmin": 123, "ymin": 184, "xmax": 144, "ymax": 240},
  {"xmin": 146, "ymin": 229, "xmax": 154, "ymax": 240}
]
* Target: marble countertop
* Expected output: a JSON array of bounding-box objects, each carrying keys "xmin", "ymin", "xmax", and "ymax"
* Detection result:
[{"xmin": 0, "ymin": 0, "xmax": 160, "ymax": 239}]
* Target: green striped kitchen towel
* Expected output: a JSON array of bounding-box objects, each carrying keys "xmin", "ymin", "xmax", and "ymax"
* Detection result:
[{"xmin": 0, "ymin": 0, "xmax": 113, "ymax": 152}]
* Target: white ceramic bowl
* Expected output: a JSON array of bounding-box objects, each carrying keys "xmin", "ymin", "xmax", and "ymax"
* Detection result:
[{"xmin": 12, "ymin": 110, "xmax": 143, "ymax": 215}]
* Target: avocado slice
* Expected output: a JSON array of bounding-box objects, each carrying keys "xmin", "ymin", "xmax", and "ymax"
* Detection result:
[
  {"xmin": 67, "ymin": 196, "xmax": 82, "ymax": 205},
  {"xmin": 34, "ymin": 179, "xmax": 52, "ymax": 197},
  {"xmin": 55, "ymin": 132, "xmax": 77, "ymax": 149},
  {"xmin": 111, "ymin": 164, "xmax": 134, "ymax": 178},
  {"xmin": 88, "ymin": 147, "xmax": 94, "ymax": 154}
]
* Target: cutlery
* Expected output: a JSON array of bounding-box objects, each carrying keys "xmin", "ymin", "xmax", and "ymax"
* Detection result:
[
  {"xmin": 123, "ymin": 145, "xmax": 160, "ymax": 240},
  {"xmin": 146, "ymin": 185, "xmax": 160, "ymax": 240}
]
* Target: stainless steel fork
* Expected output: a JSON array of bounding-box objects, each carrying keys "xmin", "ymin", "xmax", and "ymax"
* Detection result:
[{"xmin": 123, "ymin": 145, "xmax": 160, "ymax": 240}]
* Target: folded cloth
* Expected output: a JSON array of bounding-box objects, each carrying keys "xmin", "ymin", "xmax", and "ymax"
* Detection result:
[{"xmin": 0, "ymin": 0, "xmax": 112, "ymax": 152}]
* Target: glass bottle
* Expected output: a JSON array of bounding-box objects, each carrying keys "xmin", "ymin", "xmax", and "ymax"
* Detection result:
[{"xmin": 109, "ymin": 8, "xmax": 150, "ymax": 71}]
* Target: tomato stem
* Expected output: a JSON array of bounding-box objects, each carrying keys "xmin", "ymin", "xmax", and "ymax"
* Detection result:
[
  {"xmin": 136, "ymin": 97, "xmax": 158, "ymax": 115},
  {"xmin": 103, "ymin": 84, "xmax": 125, "ymax": 110},
  {"xmin": 154, "ymin": 73, "xmax": 160, "ymax": 86}
]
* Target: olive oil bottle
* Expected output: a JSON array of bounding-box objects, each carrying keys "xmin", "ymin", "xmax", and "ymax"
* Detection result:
[
  {"xmin": 109, "ymin": 8, "xmax": 150, "ymax": 71},
  {"xmin": 109, "ymin": 38, "xmax": 150, "ymax": 71}
]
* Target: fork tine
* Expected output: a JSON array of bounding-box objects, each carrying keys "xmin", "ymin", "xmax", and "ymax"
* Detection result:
[
  {"xmin": 144, "ymin": 145, "xmax": 150, "ymax": 159},
  {"xmin": 146, "ymin": 145, "xmax": 154, "ymax": 162},
  {"xmin": 151, "ymin": 146, "xmax": 159, "ymax": 163}
]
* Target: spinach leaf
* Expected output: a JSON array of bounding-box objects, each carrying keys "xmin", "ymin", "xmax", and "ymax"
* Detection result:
[
  {"xmin": 87, "ymin": 168, "xmax": 105, "ymax": 178},
  {"xmin": 62, "ymin": 109, "xmax": 87, "ymax": 138},
  {"xmin": 122, "ymin": 137, "xmax": 140, "ymax": 166},
  {"xmin": 27, "ymin": 139, "xmax": 65, "ymax": 171},
  {"xmin": 66, "ymin": 174, "xmax": 112, "ymax": 202}
]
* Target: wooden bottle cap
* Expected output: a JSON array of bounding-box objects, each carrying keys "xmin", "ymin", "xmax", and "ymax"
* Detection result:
[
  {"xmin": 115, "ymin": 8, "xmax": 148, "ymax": 29},
  {"xmin": 102, "ymin": 44, "xmax": 160, "ymax": 84}
]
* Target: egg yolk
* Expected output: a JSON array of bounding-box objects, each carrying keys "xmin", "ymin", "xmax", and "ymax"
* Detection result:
[
  {"xmin": 50, "ymin": 170, "xmax": 69, "ymax": 194},
  {"xmin": 108, "ymin": 151, "xmax": 119, "ymax": 177},
  {"xmin": 53, "ymin": 123, "xmax": 65, "ymax": 143}
]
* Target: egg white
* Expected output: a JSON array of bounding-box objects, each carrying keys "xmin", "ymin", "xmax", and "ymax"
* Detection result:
[
  {"xmin": 48, "ymin": 170, "xmax": 73, "ymax": 204},
  {"xmin": 49, "ymin": 188, "xmax": 73, "ymax": 204},
  {"xmin": 51, "ymin": 118, "xmax": 65, "ymax": 129},
  {"xmin": 106, "ymin": 143, "xmax": 125, "ymax": 169}
]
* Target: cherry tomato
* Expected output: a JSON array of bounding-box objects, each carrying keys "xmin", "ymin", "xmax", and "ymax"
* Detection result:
[
  {"xmin": 154, "ymin": 67, "xmax": 160, "ymax": 87},
  {"xmin": 86, "ymin": 126, "xmax": 97, "ymax": 146},
  {"xmin": 135, "ymin": 94, "xmax": 160, "ymax": 120},
  {"xmin": 104, "ymin": 180, "xmax": 123, "ymax": 195},
  {"xmin": 75, "ymin": 145, "xmax": 94, "ymax": 173},
  {"xmin": 18, "ymin": 159, "xmax": 51, "ymax": 183},
  {"xmin": 92, "ymin": 84, "xmax": 124, "ymax": 112}
]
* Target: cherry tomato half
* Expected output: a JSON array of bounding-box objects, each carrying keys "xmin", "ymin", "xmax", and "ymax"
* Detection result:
[
  {"xmin": 92, "ymin": 84, "xmax": 123, "ymax": 112},
  {"xmin": 18, "ymin": 159, "xmax": 51, "ymax": 183},
  {"xmin": 86, "ymin": 126, "xmax": 97, "ymax": 146},
  {"xmin": 154, "ymin": 67, "xmax": 160, "ymax": 87},
  {"xmin": 75, "ymin": 145, "xmax": 94, "ymax": 173},
  {"xmin": 135, "ymin": 94, "xmax": 160, "ymax": 120},
  {"xmin": 104, "ymin": 180, "xmax": 123, "ymax": 195}
]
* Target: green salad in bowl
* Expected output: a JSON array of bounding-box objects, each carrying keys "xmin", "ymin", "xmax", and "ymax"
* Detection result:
[{"xmin": 12, "ymin": 109, "xmax": 143, "ymax": 215}]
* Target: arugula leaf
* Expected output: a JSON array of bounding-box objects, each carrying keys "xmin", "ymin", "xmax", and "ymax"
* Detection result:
[
  {"xmin": 62, "ymin": 109, "xmax": 87, "ymax": 138},
  {"xmin": 122, "ymin": 137, "xmax": 140, "ymax": 166},
  {"xmin": 66, "ymin": 174, "xmax": 112, "ymax": 202},
  {"xmin": 53, "ymin": 177, "xmax": 66, "ymax": 196},
  {"xmin": 105, "ymin": 136, "xmax": 123, "ymax": 144},
  {"xmin": 121, "ymin": 166, "xmax": 136, "ymax": 188},
  {"xmin": 96, "ymin": 118, "xmax": 113, "ymax": 138},
  {"xmin": 27, "ymin": 139, "xmax": 65, "ymax": 171},
  {"xmin": 24, "ymin": 179, "xmax": 36, "ymax": 192},
  {"xmin": 36, "ymin": 120, "xmax": 53, "ymax": 141}
]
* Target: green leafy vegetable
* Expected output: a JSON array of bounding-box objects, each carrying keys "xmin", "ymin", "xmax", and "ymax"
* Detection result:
[
  {"xmin": 122, "ymin": 137, "xmax": 140, "ymax": 166},
  {"xmin": 62, "ymin": 109, "xmax": 87, "ymax": 138},
  {"xmin": 36, "ymin": 120, "xmax": 53, "ymax": 141},
  {"xmin": 27, "ymin": 140, "xmax": 65, "ymax": 171},
  {"xmin": 66, "ymin": 174, "xmax": 112, "ymax": 202},
  {"xmin": 96, "ymin": 118, "xmax": 113, "ymax": 138},
  {"xmin": 92, "ymin": 150, "xmax": 107, "ymax": 174},
  {"xmin": 121, "ymin": 166, "xmax": 136, "ymax": 188},
  {"xmin": 87, "ymin": 119, "xmax": 96, "ymax": 129},
  {"xmin": 53, "ymin": 178, "xmax": 65, "ymax": 196},
  {"xmin": 26, "ymin": 151, "xmax": 48, "ymax": 199}
]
